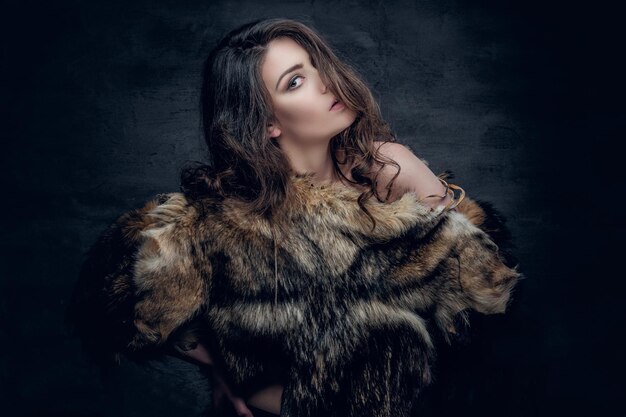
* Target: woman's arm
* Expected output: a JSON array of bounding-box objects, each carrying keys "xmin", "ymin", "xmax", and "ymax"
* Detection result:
[{"xmin": 172, "ymin": 342, "xmax": 255, "ymax": 417}]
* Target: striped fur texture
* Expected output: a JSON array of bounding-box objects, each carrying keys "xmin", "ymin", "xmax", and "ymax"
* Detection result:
[{"xmin": 67, "ymin": 172, "xmax": 522, "ymax": 417}]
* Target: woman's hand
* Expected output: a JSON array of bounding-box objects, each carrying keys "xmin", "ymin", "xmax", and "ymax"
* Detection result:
[
  {"xmin": 210, "ymin": 370, "xmax": 255, "ymax": 417},
  {"xmin": 174, "ymin": 342, "xmax": 255, "ymax": 417}
]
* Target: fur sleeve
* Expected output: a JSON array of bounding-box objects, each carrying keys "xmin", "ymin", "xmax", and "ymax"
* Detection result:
[
  {"xmin": 66, "ymin": 193, "xmax": 209, "ymax": 367},
  {"xmin": 453, "ymin": 195, "xmax": 520, "ymax": 270},
  {"xmin": 434, "ymin": 172, "xmax": 519, "ymax": 269},
  {"xmin": 381, "ymin": 193, "xmax": 523, "ymax": 347}
]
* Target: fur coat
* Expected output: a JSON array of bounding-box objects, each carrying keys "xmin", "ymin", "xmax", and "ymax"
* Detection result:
[{"xmin": 66, "ymin": 172, "xmax": 523, "ymax": 417}]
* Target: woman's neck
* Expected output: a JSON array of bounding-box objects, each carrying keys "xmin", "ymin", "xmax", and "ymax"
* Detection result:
[{"xmin": 280, "ymin": 139, "xmax": 338, "ymax": 186}]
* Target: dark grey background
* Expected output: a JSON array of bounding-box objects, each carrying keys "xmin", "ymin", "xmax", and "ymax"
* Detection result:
[{"xmin": 2, "ymin": 0, "xmax": 624, "ymax": 416}]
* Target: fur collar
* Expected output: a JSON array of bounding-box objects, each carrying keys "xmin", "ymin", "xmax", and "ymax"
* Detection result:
[{"xmin": 67, "ymin": 172, "xmax": 523, "ymax": 417}]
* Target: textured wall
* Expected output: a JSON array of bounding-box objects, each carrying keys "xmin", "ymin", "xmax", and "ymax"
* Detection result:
[{"xmin": 2, "ymin": 0, "xmax": 623, "ymax": 416}]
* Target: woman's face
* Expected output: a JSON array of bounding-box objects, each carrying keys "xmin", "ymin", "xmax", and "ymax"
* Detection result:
[{"xmin": 261, "ymin": 37, "xmax": 357, "ymax": 146}]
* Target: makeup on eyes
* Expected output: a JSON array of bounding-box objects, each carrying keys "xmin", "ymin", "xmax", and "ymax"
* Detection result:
[
  {"xmin": 287, "ymin": 75, "xmax": 304, "ymax": 90},
  {"xmin": 275, "ymin": 62, "xmax": 304, "ymax": 90}
]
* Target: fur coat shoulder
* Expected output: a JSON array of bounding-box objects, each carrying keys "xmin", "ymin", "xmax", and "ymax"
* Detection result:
[{"xmin": 67, "ymin": 172, "xmax": 523, "ymax": 417}]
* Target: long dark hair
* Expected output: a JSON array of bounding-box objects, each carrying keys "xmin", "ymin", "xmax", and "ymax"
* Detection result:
[{"xmin": 181, "ymin": 18, "xmax": 400, "ymax": 227}]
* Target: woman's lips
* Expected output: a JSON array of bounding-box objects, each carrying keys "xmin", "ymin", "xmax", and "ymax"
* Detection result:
[{"xmin": 330, "ymin": 100, "xmax": 345, "ymax": 111}]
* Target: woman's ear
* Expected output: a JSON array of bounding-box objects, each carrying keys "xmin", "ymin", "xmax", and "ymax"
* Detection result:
[{"xmin": 267, "ymin": 122, "xmax": 281, "ymax": 139}]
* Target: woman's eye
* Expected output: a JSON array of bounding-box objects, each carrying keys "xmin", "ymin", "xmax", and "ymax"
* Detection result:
[{"xmin": 287, "ymin": 75, "xmax": 304, "ymax": 90}]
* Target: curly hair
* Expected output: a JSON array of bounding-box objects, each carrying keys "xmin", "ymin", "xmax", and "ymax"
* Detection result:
[{"xmin": 180, "ymin": 17, "xmax": 402, "ymax": 229}]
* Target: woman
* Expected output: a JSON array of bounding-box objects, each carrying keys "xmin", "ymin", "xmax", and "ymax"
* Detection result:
[
  {"xmin": 67, "ymin": 17, "xmax": 517, "ymax": 417},
  {"xmin": 173, "ymin": 18, "xmax": 462, "ymax": 417}
]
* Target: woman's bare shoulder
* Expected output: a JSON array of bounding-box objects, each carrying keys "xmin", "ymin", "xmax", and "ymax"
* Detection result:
[
  {"xmin": 371, "ymin": 141, "xmax": 453, "ymax": 208},
  {"xmin": 334, "ymin": 141, "xmax": 454, "ymax": 208}
]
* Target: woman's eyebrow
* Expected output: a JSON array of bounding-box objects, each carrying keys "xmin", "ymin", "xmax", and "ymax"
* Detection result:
[{"xmin": 275, "ymin": 63, "xmax": 303, "ymax": 90}]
